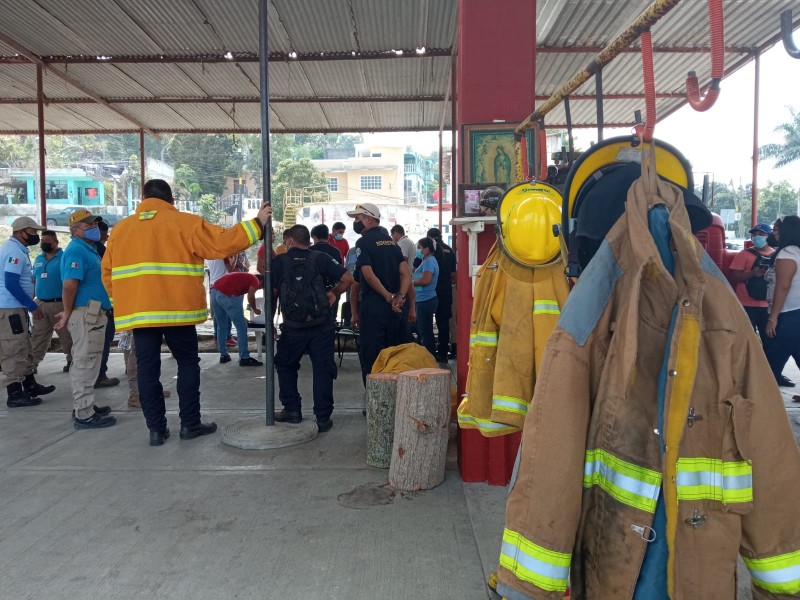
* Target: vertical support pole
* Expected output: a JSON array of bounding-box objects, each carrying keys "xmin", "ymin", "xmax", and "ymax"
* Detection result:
[
  {"xmin": 751, "ymin": 51, "xmax": 760, "ymax": 228},
  {"xmin": 450, "ymin": 55, "xmax": 457, "ymax": 216},
  {"xmin": 595, "ymin": 68, "xmax": 604, "ymax": 142},
  {"xmin": 438, "ymin": 131, "xmax": 443, "ymax": 230},
  {"xmin": 139, "ymin": 129, "xmax": 146, "ymax": 197},
  {"xmin": 36, "ymin": 64, "xmax": 46, "ymax": 224},
  {"xmin": 258, "ymin": 0, "xmax": 275, "ymax": 426}
]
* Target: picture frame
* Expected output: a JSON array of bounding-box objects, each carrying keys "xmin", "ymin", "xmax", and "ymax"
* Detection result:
[
  {"xmin": 457, "ymin": 182, "xmax": 507, "ymax": 217},
  {"xmin": 462, "ymin": 123, "xmax": 535, "ymax": 186}
]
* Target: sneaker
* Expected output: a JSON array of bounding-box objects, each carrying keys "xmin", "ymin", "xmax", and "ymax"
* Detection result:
[
  {"xmin": 94, "ymin": 376, "xmax": 120, "ymax": 389},
  {"xmin": 316, "ymin": 418, "xmax": 333, "ymax": 433},
  {"xmin": 74, "ymin": 413, "xmax": 117, "ymax": 429},
  {"xmin": 226, "ymin": 336, "xmax": 237, "ymax": 347},
  {"xmin": 71, "ymin": 405, "xmax": 112, "ymax": 419},
  {"xmin": 777, "ymin": 375, "xmax": 795, "ymax": 388},
  {"xmin": 274, "ymin": 410, "xmax": 302, "ymax": 424},
  {"xmin": 219, "ymin": 355, "xmax": 232, "ymax": 364},
  {"xmin": 128, "ymin": 395, "xmax": 141, "ymax": 409},
  {"xmin": 240, "ymin": 357, "xmax": 263, "ymax": 367}
]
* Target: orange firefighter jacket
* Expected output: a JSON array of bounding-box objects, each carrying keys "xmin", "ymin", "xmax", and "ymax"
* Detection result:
[
  {"xmin": 102, "ymin": 198, "xmax": 261, "ymax": 331},
  {"xmin": 498, "ymin": 171, "xmax": 800, "ymax": 599}
]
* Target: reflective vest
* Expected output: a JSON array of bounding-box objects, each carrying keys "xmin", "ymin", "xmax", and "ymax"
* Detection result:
[
  {"xmin": 102, "ymin": 198, "xmax": 261, "ymax": 331},
  {"xmin": 498, "ymin": 171, "xmax": 800, "ymax": 600},
  {"xmin": 458, "ymin": 244, "xmax": 569, "ymax": 435}
]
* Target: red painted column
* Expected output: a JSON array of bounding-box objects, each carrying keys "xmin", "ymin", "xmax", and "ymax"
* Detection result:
[{"xmin": 456, "ymin": 0, "xmax": 536, "ymax": 485}]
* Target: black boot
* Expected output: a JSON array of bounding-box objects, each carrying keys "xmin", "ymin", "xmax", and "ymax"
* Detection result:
[
  {"xmin": 7, "ymin": 382, "xmax": 41, "ymax": 408},
  {"xmin": 23, "ymin": 373, "xmax": 55, "ymax": 397}
]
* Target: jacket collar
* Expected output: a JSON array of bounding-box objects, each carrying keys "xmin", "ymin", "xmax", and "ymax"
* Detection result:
[{"xmin": 136, "ymin": 197, "xmax": 177, "ymax": 213}]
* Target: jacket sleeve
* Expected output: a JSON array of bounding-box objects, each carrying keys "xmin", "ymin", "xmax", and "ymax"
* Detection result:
[
  {"xmin": 497, "ymin": 327, "xmax": 592, "ymax": 600},
  {"xmin": 191, "ymin": 217, "xmax": 262, "ymax": 260},
  {"xmin": 102, "ymin": 237, "xmax": 113, "ymax": 304}
]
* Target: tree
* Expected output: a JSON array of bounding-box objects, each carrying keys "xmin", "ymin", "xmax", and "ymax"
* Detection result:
[
  {"xmin": 173, "ymin": 165, "xmax": 202, "ymax": 202},
  {"xmin": 165, "ymin": 134, "xmax": 238, "ymax": 196},
  {"xmin": 270, "ymin": 158, "xmax": 327, "ymax": 221},
  {"xmin": 760, "ymin": 107, "xmax": 800, "ymax": 168},
  {"xmin": 198, "ymin": 194, "xmax": 224, "ymax": 224}
]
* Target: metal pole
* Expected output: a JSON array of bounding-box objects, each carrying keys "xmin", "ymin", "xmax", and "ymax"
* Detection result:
[
  {"xmin": 259, "ymin": 0, "xmax": 275, "ymax": 426},
  {"xmin": 751, "ymin": 51, "xmax": 760, "ymax": 227},
  {"xmin": 139, "ymin": 129, "xmax": 146, "ymax": 197},
  {"xmin": 450, "ymin": 55, "xmax": 457, "ymax": 214},
  {"xmin": 438, "ymin": 131, "xmax": 443, "ymax": 230},
  {"xmin": 595, "ymin": 69, "xmax": 604, "ymax": 142},
  {"xmin": 36, "ymin": 64, "xmax": 46, "ymax": 224}
]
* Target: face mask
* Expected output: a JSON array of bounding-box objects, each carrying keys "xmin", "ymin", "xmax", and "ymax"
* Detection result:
[
  {"xmin": 24, "ymin": 232, "xmax": 40, "ymax": 246},
  {"xmin": 353, "ymin": 220, "xmax": 365, "ymax": 235},
  {"xmin": 84, "ymin": 227, "xmax": 101, "ymax": 242},
  {"xmin": 416, "ymin": 249, "xmax": 424, "ymax": 260},
  {"xmin": 767, "ymin": 233, "xmax": 778, "ymax": 248},
  {"xmin": 40, "ymin": 242, "xmax": 53, "ymax": 253},
  {"xmin": 752, "ymin": 236, "xmax": 768, "ymax": 250},
  {"xmin": 334, "ymin": 233, "xmax": 344, "ymax": 241}
]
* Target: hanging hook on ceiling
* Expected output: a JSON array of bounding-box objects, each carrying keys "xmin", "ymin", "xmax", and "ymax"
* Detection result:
[
  {"xmin": 685, "ymin": 0, "xmax": 725, "ymax": 111},
  {"xmin": 638, "ymin": 30, "xmax": 656, "ymax": 143},
  {"xmin": 781, "ymin": 9, "xmax": 800, "ymax": 59}
]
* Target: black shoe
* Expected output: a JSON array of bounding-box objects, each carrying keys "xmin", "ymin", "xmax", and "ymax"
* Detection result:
[
  {"xmin": 63, "ymin": 362, "xmax": 71, "ymax": 373},
  {"xmin": 74, "ymin": 413, "xmax": 117, "ymax": 429},
  {"xmin": 6, "ymin": 383, "xmax": 41, "ymax": 408},
  {"xmin": 179, "ymin": 421, "xmax": 218, "ymax": 440},
  {"xmin": 94, "ymin": 376, "xmax": 120, "ymax": 389},
  {"xmin": 23, "ymin": 374, "xmax": 55, "ymax": 396},
  {"xmin": 316, "ymin": 418, "xmax": 333, "ymax": 433},
  {"xmin": 777, "ymin": 375, "xmax": 795, "ymax": 388},
  {"xmin": 150, "ymin": 428, "xmax": 171, "ymax": 446},
  {"xmin": 239, "ymin": 357, "xmax": 263, "ymax": 367},
  {"xmin": 219, "ymin": 355, "xmax": 231, "ymax": 364},
  {"xmin": 274, "ymin": 410, "xmax": 302, "ymax": 424},
  {"xmin": 71, "ymin": 405, "xmax": 112, "ymax": 419}
]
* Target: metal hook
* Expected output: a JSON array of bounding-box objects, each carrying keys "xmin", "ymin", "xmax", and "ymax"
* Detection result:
[
  {"xmin": 782, "ymin": 10, "xmax": 800, "ymax": 59},
  {"xmin": 631, "ymin": 524, "xmax": 657, "ymax": 542}
]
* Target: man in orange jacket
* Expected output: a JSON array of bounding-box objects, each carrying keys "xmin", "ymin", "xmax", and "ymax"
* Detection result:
[{"xmin": 102, "ymin": 179, "xmax": 272, "ymax": 446}]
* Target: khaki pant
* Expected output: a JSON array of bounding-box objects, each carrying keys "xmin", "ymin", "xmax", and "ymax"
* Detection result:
[
  {"xmin": 124, "ymin": 336, "xmax": 137, "ymax": 396},
  {"xmin": 67, "ymin": 307, "xmax": 107, "ymax": 419},
  {"xmin": 30, "ymin": 301, "xmax": 73, "ymax": 367},
  {"xmin": 0, "ymin": 307, "xmax": 35, "ymax": 386}
]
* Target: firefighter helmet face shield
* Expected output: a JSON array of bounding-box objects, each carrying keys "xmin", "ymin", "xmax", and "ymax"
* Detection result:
[{"xmin": 497, "ymin": 182, "xmax": 562, "ymax": 267}]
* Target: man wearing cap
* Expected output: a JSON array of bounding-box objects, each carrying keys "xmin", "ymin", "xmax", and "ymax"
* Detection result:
[
  {"xmin": 0, "ymin": 216, "xmax": 57, "ymax": 407},
  {"xmin": 426, "ymin": 227, "xmax": 457, "ymax": 361},
  {"xmin": 30, "ymin": 230, "xmax": 73, "ymax": 374},
  {"xmin": 729, "ymin": 223, "xmax": 776, "ymax": 345},
  {"xmin": 54, "ymin": 209, "xmax": 115, "ymax": 429},
  {"xmin": 347, "ymin": 202, "xmax": 412, "ymax": 384}
]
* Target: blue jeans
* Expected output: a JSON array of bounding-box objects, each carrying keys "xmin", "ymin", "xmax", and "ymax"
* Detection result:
[
  {"xmin": 211, "ymin": 289, "xmax": 250, "ymax": 359},
  {"xmin": 415, "ymin": 296, "xmax": 438, "ymax": 358},
  {"xmin": 765, "ymin": 307, "xmax": 800, "ymax": 381}
]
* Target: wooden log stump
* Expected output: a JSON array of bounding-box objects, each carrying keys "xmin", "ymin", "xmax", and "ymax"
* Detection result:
[
  {"xmin": 365, "ymin": 372, "xmax": 399, "ymax": 468},
  {"xmin": 389, "ymin": 368, "xmax": 451, "ymax": 491}
]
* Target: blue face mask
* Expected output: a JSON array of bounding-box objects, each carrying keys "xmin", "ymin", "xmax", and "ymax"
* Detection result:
[
  {"xmin": 752, "ymin": 236, "xmax": 767, "ymax": 249},
  {"xmin": 334, "ymin": 233, "xmax": 344, "ymax": 241},
  {"xmin": 416, "ymin": 249, "xmax": 424, "ymax": 260},
  {"xmin": 84, "ymin": 227, "xmax": 101, "ymax": 242}
]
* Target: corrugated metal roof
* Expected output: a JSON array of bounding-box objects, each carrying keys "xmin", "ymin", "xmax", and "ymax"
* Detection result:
[{"xmin": 0, "ymin": 0, "xmax": 798, "ymax": 134}]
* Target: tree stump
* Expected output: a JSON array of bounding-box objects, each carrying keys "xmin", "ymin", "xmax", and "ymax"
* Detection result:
[
  {"xmin": 365, "ymin": 372, "xmax": 399, "ymax": 468},
  {"xmin": 389, "ymin": 368, "xmax": 451, "ymax": 491}
]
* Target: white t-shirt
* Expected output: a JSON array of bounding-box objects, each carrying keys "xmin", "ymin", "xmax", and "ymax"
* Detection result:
[
  {"xmin": 206, "ymin": 259, "xmax": 230, "ymax": 285},
  {"xmin": 396, "ymin": 236, "xmax": 416, "ymax": 270},
  {"xmin": 769, "ymin": 246, "xmax": 800, "ymax": 313}
]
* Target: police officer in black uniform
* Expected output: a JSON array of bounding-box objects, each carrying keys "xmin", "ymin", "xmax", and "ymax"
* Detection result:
[
  {"xmin": 348, "ymin": 203, "xmax": 412, "ymax": 385},
  {"xmin": 426, "ymin": 227, "xmax": 456, "ymax": 361}
]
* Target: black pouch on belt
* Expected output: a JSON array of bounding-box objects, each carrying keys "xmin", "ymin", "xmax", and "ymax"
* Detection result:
[{"xmin": 8, "ymin": 313, "xmax": 24, "ymax": 335}]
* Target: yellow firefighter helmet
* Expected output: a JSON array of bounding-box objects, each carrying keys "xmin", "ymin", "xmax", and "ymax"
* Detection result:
[{"xmin": 497, "ymin": 181, "xmax": 562, "ymax": 267}]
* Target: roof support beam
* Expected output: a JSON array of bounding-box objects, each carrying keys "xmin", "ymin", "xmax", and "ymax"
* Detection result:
[
  {"xmin": 0, "ymin": 32, "xmax": 160, "ymax": 138},
  {"xmin": 0, "ymin": 95, "xmax": 447, "ymax": 105}
]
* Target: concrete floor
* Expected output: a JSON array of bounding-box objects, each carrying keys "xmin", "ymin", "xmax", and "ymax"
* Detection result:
[{"xmin": 2, "ymin": 346, "xmax": 799, "ymax": 600}]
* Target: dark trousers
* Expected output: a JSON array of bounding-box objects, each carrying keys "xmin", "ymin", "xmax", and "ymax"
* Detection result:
[
  {"xmin": 275, "ymin": 323, "xmax": 337, "ymax": 421},
  {"xmin": 358, "ymin": 294, "xmax": 404, "ymax": 385},
  {"xmin": 416, "ymin": 296, "xmax": 438, "ymax": 357},
  {"xmin": 97, "ymin": 309, "xmax": 115, "ymax": 380},
  {"xmin": 744, "ymin": 305, "xmax": 769, "ymax": 346},
  {"xmin": 764, "ymin": 308, "xmax": 800, "ymax": 382},
  {"xmin": 435, "ymin": 292, "xmax": 453, "ymax": 358},
  {"xmin": 133, "ymin": 325, "xmax": 201, "ymax": 432}
]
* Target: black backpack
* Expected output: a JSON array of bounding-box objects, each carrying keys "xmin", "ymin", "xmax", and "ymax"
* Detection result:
[
  {"xmin": 279, "ymin": 253, "xmax": 330, "ymax": 326},
  {"xmin": 744, "ymin": 248, "xmax": 771, "ymax": 301}
]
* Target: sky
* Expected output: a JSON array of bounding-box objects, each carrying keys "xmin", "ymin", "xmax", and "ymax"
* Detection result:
[{"xmin": 365, "ymin": 42, "xmax": 800, "ymax": 189}]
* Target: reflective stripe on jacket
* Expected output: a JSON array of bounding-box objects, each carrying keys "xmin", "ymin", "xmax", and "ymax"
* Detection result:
[
  {"xmin": 498, "ymin": 167, "xmax": 800, "ymax": 599},
  {"xmin": 102, "ymin": 198, "xmax": 260, "ymax": 331}
]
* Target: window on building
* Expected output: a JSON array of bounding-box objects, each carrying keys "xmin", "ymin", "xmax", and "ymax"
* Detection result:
[
  {"xmin": 360, "ymin": 176, "xmax": 382, "ymax": 190},
  {"xmin": 328, "ymin": 177, "xmax": 339, "ymax": 192},
  {"xmin": 404, "ymin": 180, "xmax": 413, "ymax": 192},
  {"xmin": 46, "ymin": 180, "xmax": 68, "ymax": 200},
  {"xmin": 372, "ymin": 152, "xmax": 382, "ymax": 158}
]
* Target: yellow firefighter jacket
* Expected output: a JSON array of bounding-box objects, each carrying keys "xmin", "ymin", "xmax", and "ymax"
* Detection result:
[
  {"xmin": 458, "ymin": 244, "xmax": 569, "ymax": 435},
  {"xmin": 102, "ymin": 198, "xmax": 261, "ymax": 331},
  {"xmin": 498, "ymin": 164, "xmax": 800, "ymax": 599}
]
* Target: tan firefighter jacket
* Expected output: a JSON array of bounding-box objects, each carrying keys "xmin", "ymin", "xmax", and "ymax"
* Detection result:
[{"xmin": 498, "ymin": 158, "xmax": 800, "ymax": 600}]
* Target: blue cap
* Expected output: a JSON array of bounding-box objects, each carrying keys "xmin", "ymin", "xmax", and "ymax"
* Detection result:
[{"xmin": 749, "ymin": 223, "xmax": 771, "ymax": 235}]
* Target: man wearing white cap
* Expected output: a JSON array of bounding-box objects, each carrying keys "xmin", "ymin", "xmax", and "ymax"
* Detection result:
[
  {"xmin": 345, "ymin": 202, "xmax": 412, "ymax": 385},
  {"xmin": 0, "ymin": 216, "xmax": 57, "ymax": 407}
]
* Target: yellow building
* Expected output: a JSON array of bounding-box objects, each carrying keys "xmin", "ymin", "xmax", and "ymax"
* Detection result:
[{"xmin": 313, "ymin": 144, "xmax": 406, "ymax": 205}]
